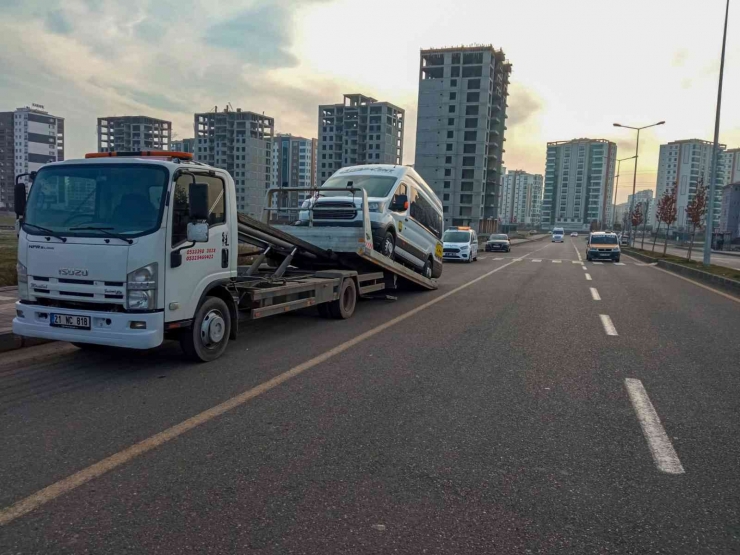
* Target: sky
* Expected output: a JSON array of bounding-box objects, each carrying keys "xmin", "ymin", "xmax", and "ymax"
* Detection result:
[{"xmin": 1, "ymin": 0, "xmax": 738, "ymax": 203}]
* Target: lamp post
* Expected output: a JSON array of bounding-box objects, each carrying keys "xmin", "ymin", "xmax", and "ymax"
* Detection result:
[
  {"xmin": 613, "ymin": 120, "xmax": 665, "ymax": 246},
  {"xmin": 612, "ymin": 155, "xmax": 637, "ymax": 229},
  {"xmin": 703, "ymin": 0, "xmax": 730, "ymax": 266}
]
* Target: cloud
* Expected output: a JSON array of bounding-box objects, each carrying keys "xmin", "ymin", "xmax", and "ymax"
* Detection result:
[
  {"xmin": 44, "ymin": 9, "xmax": 72, "ymax": 34},
  {"xmin": 507, "ymin": 85, "xmax": 544, "ymax": 128}
]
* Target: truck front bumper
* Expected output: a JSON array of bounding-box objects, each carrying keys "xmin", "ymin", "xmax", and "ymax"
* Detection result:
[{"xmin": 13, "ymin": 303, "xmax": 164, "ymax": 349}]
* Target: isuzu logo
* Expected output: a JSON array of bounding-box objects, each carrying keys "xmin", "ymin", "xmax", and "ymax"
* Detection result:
[{"xmin": 59, "ymin": 268, "xmax": 89, "ymax": 276}]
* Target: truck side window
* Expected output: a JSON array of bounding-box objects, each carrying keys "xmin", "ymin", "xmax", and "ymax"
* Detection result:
[{"xmin": 171, "ymin": 174, "xmax": 226, "ymax": 247}]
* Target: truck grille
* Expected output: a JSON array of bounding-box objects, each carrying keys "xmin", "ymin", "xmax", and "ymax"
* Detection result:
[
  {"xmin": 313, "ymin": 201, "xmax": 357, "ymax": 220},
  {"xmin": 30, "ymin": 276, "xmax": 126, "ymax": 308}
]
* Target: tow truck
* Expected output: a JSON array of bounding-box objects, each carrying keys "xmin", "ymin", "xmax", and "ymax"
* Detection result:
[{"xmin": 12, "ymin": 151, "xmax": 437, "ymax": 362}]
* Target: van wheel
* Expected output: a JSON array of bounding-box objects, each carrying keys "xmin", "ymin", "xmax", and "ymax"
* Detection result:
[
  {"xmin": 180, "ymin": 296, "xmax": 231, "ymax": 362},
  {"xmin": 328, "ymin": 278, "xmax": 357, "ymax": 319},
  {"xmin": 381, "ymin": 231, "xmax": 395, "ymax": 259},
  {"xmin": 421, "ymin": 257, "xmax": 433, "ymax": 279}
]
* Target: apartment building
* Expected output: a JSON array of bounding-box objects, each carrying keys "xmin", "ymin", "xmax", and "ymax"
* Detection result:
[
  {"xmin": 655, "ymin": 139, "xmax": 725, "ymax": 230},
  {"xmin": 722, "ymin": 148, "xmax": 740, "ymax": 185},
  {"xmin": 414, "ymin": 45, "xmax": 511, "ymax": 233},
  {"xmin": 541, "ymin": 138, "xmax": 617, "ymax": 231},
  {"xmin": 317, "ymin": 94, "xmax": 404, "ymax": 185},
  {"xmin": 171, "ymin": 138, "xmax": 195, "ymax": 153},
  {"xmin": 97, "ymin": 116, "xmax": 171, "ymax": 152},
  {"xmin": 500, "ymin": 170, "xmax": 543, "ymax": 227},
  {"xmin": 0, "ymin": 105, "xmax": 65, "ymax": 210},
  {"xmin": 194, "ymin": 107, "xmax": 274, "ymax": 217},
  {"xmin": 613, "ymin": 202, "xmax": 630, "ymax": 228},
  {"xmin": 271, "ymin": 133, "xmax": 318, "ymax": 211},
  {"xmin": 719, "ymin": 183, "xmax": 740, "ymax": 240},
  {"xmin": 626, "ymin": 189, "xmax": 655, "ymax": 227}
]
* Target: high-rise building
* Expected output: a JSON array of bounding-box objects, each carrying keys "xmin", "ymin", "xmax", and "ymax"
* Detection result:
[
  {"xmin": 542, "ymin": 139, "xmax": 617, "ymax": 231},
  {"xmin": 414, "ymin": 45, "xmax": 511, "ymax": 233},
  {"xmin": 317, "ymin": 94, "xmax": 404, "ymax": 185},
  {"xmin": 1, "ymin": 105, "xmax": 65, "ymax": 210},
  {"xmin": 271, "ymin": 134, "xmax": 318, "ymax": 210},
  {"xmin": 194, "ymin": 107, "xmax": 274, "ymax": 217},
  {"xmin": 655, "ymin": 139, "xmax": 726, "ymax": 230},
  {"xmin": 171, "ymin": 138, "xmax": 195, "ymax": 153},
  {"xmin": 719, "ymin": 182, "xmax": 740, "ymax": 240},
  {"xmin": 97, "ymin": 116, "xmax": 171, "ymax": 152},
  {"xmin": 613, "ymin": 202, "xmax": 630, "ymax": 229},
  {"xmin": 627, "ymin": 189, "xmax": 655, "ymax": 227},
  {"xmin": 499, "ymin": 170, "xmax": 543, "ymax": 227},
  {"xmin": 722, "ymin": 148, "xmax": 740, "ymax": 185}
]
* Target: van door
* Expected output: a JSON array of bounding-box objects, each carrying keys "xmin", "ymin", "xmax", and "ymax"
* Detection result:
[
  {"xmin": 165, "ymin": 173, "xmax": 231, "ymax": 323},
  {"xmin": 398, "ymin": 184, "xmax": 435, "ymax": 267}
]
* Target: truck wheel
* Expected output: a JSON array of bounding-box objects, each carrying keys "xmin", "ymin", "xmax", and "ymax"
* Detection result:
[
  {"xmin": 421, "ymin": 257, "xmax": 433, "ymax": 279},
  {"xmin": 328, "ymin": 278, "xmax": 357, "ymax": 319},
  {"xmin": 180, "ymin": 296, "xmax": 231, "ymax": 362}
]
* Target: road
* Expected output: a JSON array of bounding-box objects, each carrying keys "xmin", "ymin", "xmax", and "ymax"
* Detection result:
[{"xmin": 1, "ymin": 238, "xmax": 739, "ymax": 553}]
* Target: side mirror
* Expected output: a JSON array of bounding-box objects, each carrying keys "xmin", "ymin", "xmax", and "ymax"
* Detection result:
[
  {"xmin": 189, "ymin": 182, "xmax": 210, "ymax": 221},
  {"xmin": 187, "ymin": 222, "xmax": 209, "ymax": 243},
  {"xmin": 390, "ymin": 194, "xmax": 408, "ymax": 211},
  {"xmin": 14, "ymin": 173, "xmax": 32, "ymax": 217}
]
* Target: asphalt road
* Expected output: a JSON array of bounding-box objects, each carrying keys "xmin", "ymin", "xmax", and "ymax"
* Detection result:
[{"xmin": 1, "ymin": 238, "xmax": 739, "ymax": 553}]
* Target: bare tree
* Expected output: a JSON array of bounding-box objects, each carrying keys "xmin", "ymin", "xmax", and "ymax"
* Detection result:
[
  {"xmin": 652, "ymin": 183, "xmax": 673, "ymax": 253},
  {"xmin": 685, "ymin": 178, "xmax": 707, "ymax": 261},
  {"xmin": 630, "ymin": 204, "xmax": 643, "ymax": 247},
  {"xmin": 662, "ymin": 186, "xmax": 678, "ymax": 256}
]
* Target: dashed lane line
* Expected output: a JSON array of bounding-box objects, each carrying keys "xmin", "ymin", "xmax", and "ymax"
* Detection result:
[
  {"xmin": 599, "ymin": 314, "xmax": 618, "ymax": 336},
  {"xmin": 585, "ymin": 273, "xmax": 592, "ymax": 281},
  {"xmin": 590, "ymin": 287, "xmax": 601, "ymax": 301},
  {"xmin": 625, "ymin": 378, "xmax": 685, "ymax": 475}
]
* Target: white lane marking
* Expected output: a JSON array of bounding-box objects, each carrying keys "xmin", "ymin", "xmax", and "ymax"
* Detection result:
[
  {"xmin": 552, "ymin": 260, "xmax": 562, "ymax": 263},
  {"xmin": 0, "ymin": 243, "xmax": 554, "ymax": 526},
  {"xmin": 625, "ymin": 378, "xmax": 685, "ymax": 475},
  {"xmin": 593, "ymin": 262, "xmax": 604, "ymax": 265},
  {"xmin": 478, "ymin": 257, "xmax": 487, "ymax": 260},
  {"xmin": 514, "ymin": 258, "xmax": 523, "ymax": 262},
  {"xmin": 582, "ymin": 266, "xmax": 587, "ymax": 271},
  {"xmin": 615, "ymin": 262, "xmax": 625, "ymax": 266},
  {"xmin": 0, "ymin": 295, "xmax": 16, "ymax": 302},
  {"xmin": 494, "ymin": 257, "xmax": 503, "ymax": 260},
  {"xmin": 599, "ymin": 314, "xmax": 618, "ymax": 336},
  {"xmin": 572, "ymin": 260, "xmax": 581, "ymax": 264},
  {"xmin": 570, "ymin": 237, "xmax": 583, "ymax": 262},
  {"xmin": 532, "ymin": 259, "xmax": 542, "ymax": 262},
  {"xmin": 590, "ymin": 287, "xmax": 601, "ymax": 301},
  {"xmin": 585, "ymin": 273, "xmax": 592, "ymax": 281}
]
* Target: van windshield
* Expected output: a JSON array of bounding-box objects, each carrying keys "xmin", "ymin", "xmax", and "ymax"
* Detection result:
[
  {"xmin": 24, "ymin": 164, "xmax": 169, "ymax": 238},
  {"xmin": 443, "ymin": 231, "xmax": 471, "ymax": 243},
  {"xmin": 320, "ymin": 175, "xmax": 397, "ymax": 198},
  {"xmin": 590, "ymin": 235, "xmax": 619, "ymax": 245}
]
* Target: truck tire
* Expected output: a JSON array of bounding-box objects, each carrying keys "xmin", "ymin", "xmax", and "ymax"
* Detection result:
[
  {"xmin": 328, "ymin": 278, "xmax": 357, "ymax": 319},
  {"xmin": 180, "ymin": 296, "xmax": 231, "ymax": 362}
]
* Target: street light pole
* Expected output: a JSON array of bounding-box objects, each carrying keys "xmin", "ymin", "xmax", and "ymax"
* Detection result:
[
  {"xmin": 641, "ymin": 197, "xmax": 650, "ymax": 250},
  {"xmin": 613, "ymin": 121, "xmax": 666, "ymax": 247},
  {"xmin": 613, "ymin": 155, "xmax": 637, "ymax": 229},
  {"xmin": 703, "ymin": 0, "xmax": 730, "ymax": 266}
]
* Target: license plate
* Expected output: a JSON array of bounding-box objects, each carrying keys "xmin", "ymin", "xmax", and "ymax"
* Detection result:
[{"xmin": 50, "ymin": 313, "xmax": 91, "ymax": 330}]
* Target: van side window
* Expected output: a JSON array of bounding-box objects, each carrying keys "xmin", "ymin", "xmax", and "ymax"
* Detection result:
[
  {"xmin": 391, "ymin": 183, "xmax": 408, "ymax": 212},
  {"xmin": 172, "ymin": 173, "xmax": 227, "ymax": 247},
  {"xmin": 409, "ymin": 186, "xmax": 443, "ymax": 239}
]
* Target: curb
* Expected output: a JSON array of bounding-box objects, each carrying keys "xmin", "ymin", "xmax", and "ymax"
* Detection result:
[
  {"xmin": 624, "ymin": 248, "xmax": 740, "ymax": 295},
  {"xmin": 0, "ymin": 332, "xmax": 53, "ymax": 353}
]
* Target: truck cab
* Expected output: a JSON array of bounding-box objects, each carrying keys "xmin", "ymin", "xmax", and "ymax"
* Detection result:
[{"xmin": 14, "ymin": 152, "xmax": 239, "ymax": 359}]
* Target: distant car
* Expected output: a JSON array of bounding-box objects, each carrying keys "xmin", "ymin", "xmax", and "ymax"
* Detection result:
[
  {"xmin": 529, "ymin": 230, "xmax": 537, "ymax": 235},
  {"xmin": 570, "ymin": 232, "xmax": 579, "ymax": 237},
  {"xmin": 485, "ymin": 233, "xmax": 511, "ymax": 252},
  {"xmin": 620, "ymin": 235, "xmax": 630, "ymax": 246},
  {"xmin": 587, "ymin": 232, "xmax": 621, "ymax": 262}
]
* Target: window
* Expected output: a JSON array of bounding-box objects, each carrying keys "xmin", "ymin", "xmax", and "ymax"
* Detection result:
[
  {"xmin": 444, "ymin": 168, "xmax": 452, "ymax": 177},
  {"xmin": 462, "ymin": 156, "xmax": 476, "ymax": 167},
  {"xmin": 465, "ymin": 118, "xmax": 478, "ymax": 129},
  {"xmin": 445, "ymin": 156, "xmax": 452, "ymax": 164},
  {"xmin": 465, "ymin": 105, "xmax": 479, "ymax": 116},
  {"xmin": 450, "ymin": 79, "xmax": 457, "ymax": 87},
  {"xmin": 447, "ymin": 130, "xmax": 454, "ymax": 139},
  {"xmin": 459, "ymin": 206, "xmax": 472, "ymax": 216},
  {"xmin": 460, "ymin": 181, "xmax": 474, "ymax": 192},
  {"xmin": 409, "ymin": 186, "xmax": 442, "ymax": 238},
  {"xmin": 446, "ymin": 144, "xmax": 453, "ymax": 152},
  {"xmin": 443, "ymin": 194, "xmax": 450, "ymax": 201},
  {"xmin": 448, "ymin": 105, "xmax": 456, "ymax": 113},
  {"xmin": 448, "ymin": 118, "xmax": 455, "ymax": 126},
  {"xmin": 172, "ymin": 173, "xmax": 226, "ymax": 247},
  {"xmin": 461, "ymin": 169, "xmax": 474, "ymax": 179},
  {"xmin": 464, "ymin": 131, "xmax": 477, "ymax": 141},
  {"xmin": 459, "ymin": 194, "xmax": 473, "ymax": 204},
  {"xmin": 462, "ymin": 67, "xmax": 482, "ymax": 78},
  {"xmin": 449, "ymin": 92, "xmax": 457, "ymax": 100},
  {"xmin": 467, "ymin": 79, "xmax": 481, "ymax": 89},
  {"xmin": 443, "ymin": 181, "xmax": 451, "ymax": 189},
  {"xmin": 451, "ymin": 66, "xmax": 460, "ymax": 77},
  {"xmin": 463, "ymin": 144, "xmax": 476, "ymax": 154}
]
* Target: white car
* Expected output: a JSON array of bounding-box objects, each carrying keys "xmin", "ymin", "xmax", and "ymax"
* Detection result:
[
  {"xmin": 442, "ymin": 227, "xmax": 478, "ymax": 262},
  {"xmin": 570, "ymin": 232, "xmax": 578, "ymax": 237}
]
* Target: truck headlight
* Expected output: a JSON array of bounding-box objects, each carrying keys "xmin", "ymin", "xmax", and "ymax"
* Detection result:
[
  {"xmin": 367, "ymin": 201, "xmax": 385, "ymax": 213},
  {"xmin": 17, "ymin": 261, "xmax": 29, "ymax": 300},
  {"xmin": 127, "ymin": 263, "xmax": 157, "ymax": 310}
]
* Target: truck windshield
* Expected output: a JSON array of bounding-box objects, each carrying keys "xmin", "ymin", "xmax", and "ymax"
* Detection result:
[
  {"xmin": 320, "ymin": 175, "xmax": 397, "ymax": 198},
  {"xmin": 24, "ymin": 164, "xmax": 169, "ymax": 238}
]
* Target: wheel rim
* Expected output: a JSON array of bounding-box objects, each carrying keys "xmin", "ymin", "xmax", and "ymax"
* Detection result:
[
  {"xmin": 200, "ymin": 309, "xmax": 226, "ymax": 348},
  {"xmin": 424, "ymin": 262, "xmax": 432, "ymax": 278},
  {"xmin": 383, "ymin": 235, "xmax": 394, "ymax": 257}
]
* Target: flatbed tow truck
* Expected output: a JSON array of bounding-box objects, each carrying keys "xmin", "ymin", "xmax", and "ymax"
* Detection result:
[{"xmin": 12, "ymin": 151, "xmax": 437, "ymax": 361}]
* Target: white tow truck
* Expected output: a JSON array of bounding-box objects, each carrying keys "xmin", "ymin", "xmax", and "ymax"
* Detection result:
[{"xmin": 12, "ymin": 151, "xmax": 439, "ymax": 362}]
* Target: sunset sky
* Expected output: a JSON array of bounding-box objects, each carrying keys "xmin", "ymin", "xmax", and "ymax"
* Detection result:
[{"xmin": 1, "ymin": 0, "xmax": 737, "ymax": 202}]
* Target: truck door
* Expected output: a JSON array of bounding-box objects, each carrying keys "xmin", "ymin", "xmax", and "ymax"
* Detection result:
[{"xmin": 165, "ymin": 173, "xmax": 231, "ymax": 323}]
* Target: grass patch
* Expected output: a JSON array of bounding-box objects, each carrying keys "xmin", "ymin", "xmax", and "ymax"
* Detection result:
[
  {"xmin": 627, "ymin": 246, "xmax": 740, "ymax": 281},
  {"xmin": 0, "ymin": 232, "xmax": 18, "ymax": 287},
  {"xmin": 0, "ymin": 213, "xmax": 16, "ymax": 227}
]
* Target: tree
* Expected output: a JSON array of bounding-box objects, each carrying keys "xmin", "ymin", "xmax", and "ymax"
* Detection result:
[
  {"xmin": 661, "ymin": 185, "xmax": 678, "ymax": 256},
  {"xmin": 652, "ymin": 186, "xmax": 670, "ymax": 253},
  {"xmin": 630, "ymin": 204, "xmax": 643, "ymax": 238},
  {"xmin": 684, "ymin": 178, "xmax": 707, "ymax": 261}
]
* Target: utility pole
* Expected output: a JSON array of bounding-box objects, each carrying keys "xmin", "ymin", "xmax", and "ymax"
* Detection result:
[
  {"xmin": 703, "ymin": 0, "xmax": 730, "ymax": 266},
  {"xmin": 641, "ymin": 198, "xmax": 650, "ymax": 250}
]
